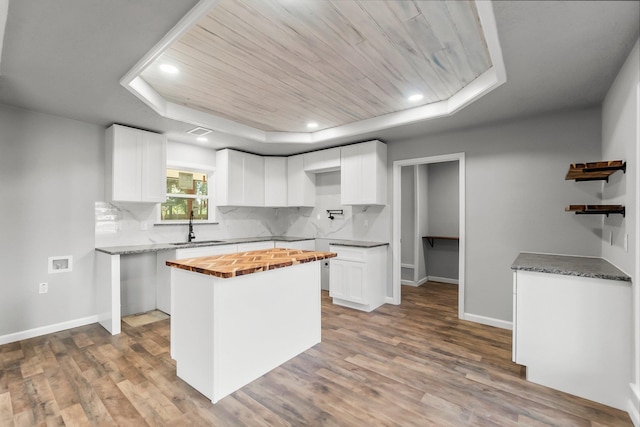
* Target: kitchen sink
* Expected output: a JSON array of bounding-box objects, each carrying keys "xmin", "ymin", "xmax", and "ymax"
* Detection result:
[{"xmin": 170, "ymin": 240, "xmax": 225, "ymax": 246}]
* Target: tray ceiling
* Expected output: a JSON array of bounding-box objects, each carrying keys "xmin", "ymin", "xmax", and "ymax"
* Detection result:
[{"xmin": 123, "ymin": 0, "xmax": 505, "ymax": 144}]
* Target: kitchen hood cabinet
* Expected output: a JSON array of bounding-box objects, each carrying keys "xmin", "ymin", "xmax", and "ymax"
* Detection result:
[
  {"xmin": 341, "ymin": 140, "xmax": 387, "ymax": 205},
  {"xmin": 105, "ymin": 124, "xmax": 166, "ymax": 203},
  {"xmin": 303, "ymin": 147, "xmax": 340, "ymax": 173},
  {"xmin": 216, "ymin": 149, "xmax": 265, "ymax": 206}
]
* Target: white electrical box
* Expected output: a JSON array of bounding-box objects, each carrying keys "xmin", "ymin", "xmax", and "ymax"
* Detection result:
[{"xmin": 48, "ymin": 255, "xmax": 73, "ymax": 273}]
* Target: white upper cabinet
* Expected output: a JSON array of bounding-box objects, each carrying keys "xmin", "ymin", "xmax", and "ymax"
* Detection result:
[
  {"xmin": 340, "ymin": 140, "xmax": 387, "ymax": 205},
  {"xmin": 264, "ymin": 157, "xmax": 288, "ymax": 207},
  {"xmin": 216, "ymin": 149, "xmax": 265, "ymax": 206},
  {"xmin": 287, "ymin": 154, "xmax": 315, "ymax": 207},
  {"xmin": 303, "ymin": 147, "xmax": 340, "ymax": 173},
  {"xmin": 105, "ymin": 124, "xmax": 166, "ymax": 203}
]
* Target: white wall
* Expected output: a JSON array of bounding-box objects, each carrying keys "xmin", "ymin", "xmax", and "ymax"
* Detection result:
[
  {"xmin": 0, "ymin": 104, "xmax": 103, "ymax": 339},
  {"xmin": 388, "ymin": 108, "xmax": 603, "ymax": 322},
  {"xmin": 601, "ymin": 39, "xmax": 639, "ymax": 424}
]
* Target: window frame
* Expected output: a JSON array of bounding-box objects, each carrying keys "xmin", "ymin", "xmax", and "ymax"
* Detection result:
[{"xmin": 156, "ymin": 162, "xmax": 216, "ymax": 224}]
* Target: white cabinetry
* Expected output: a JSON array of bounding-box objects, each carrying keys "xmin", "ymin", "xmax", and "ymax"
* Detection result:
[
  {"xmin": 287, "ymin": 154, "xmax": 315, "ymax": 207},
  {"xmin": 105, "ymin": 124, "xmax": 166, "ymax": 203},
  {"xmin": 274, "ymin": 239, "xmax": 315, "ymax": 250},
  {"xmin": 264, "ymin": 157, "xmax": 288, "ymax": 207},
  {"xmin": 237, "ymin": 241, "xmax": 275, "ymax": 252},
  {"xmin": 513, "ymin": 269, "xmax": 631, "ymax": 410},
  {"xmin": 340, "ymin": 140, "xmax": 386, "ymax": 205},
  {"xmin": 156, "ymin": 244, "xmax": 238, "ymax": 315},
  {"xmin": 216, "ymin": 149, "xmax": 265, "ymax": 206},
  {"xmin": 329, "ymin": 244, "xmax": 387, "ymax": 312},
  {"xmin": 304, "ymin": 148, "xmax": 340, "ymax": 173}
]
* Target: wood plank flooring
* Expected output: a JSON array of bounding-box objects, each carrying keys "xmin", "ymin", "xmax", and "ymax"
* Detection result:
[{"xmin": 0, "ymin": 282, "xmax": 632, "ymax": 426}]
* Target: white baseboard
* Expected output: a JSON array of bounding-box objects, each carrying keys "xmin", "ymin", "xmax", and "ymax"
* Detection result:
[
  {"xmin": 629, "ymin": 383, "xmax": 640, "ymax": 427},
  {"xmin": 464, "ymin": 312, "xmax": 513, "ymax": 330},
  {"xmin": 428, "ymin": 276, "xmax": 459, "ymax": 285},
  {"xmin": 401, "ymin": 276, "xmax": 429, "ymax": 287},
  {"xmin": 416, "ymin": 276, "xmax": 429, "ymax": 286},
  {"xmin": 0, "ymin": 315, "xmax": 100, "ymax": 345}
]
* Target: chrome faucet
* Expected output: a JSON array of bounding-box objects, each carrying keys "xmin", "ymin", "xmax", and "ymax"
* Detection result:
[{"xmin": 188, "ymin": 210, "xmax": 196, "ymax": 242}]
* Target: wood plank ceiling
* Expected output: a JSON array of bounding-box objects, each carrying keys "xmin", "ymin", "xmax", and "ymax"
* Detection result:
[{"xmin": 140, "ymin": 0, "xmax": 491, "ymax": 133}]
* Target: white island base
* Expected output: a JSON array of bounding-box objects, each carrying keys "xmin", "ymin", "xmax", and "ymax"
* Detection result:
[{"xmin": 170, "ymin": 261, "xmax": 321, "ymax": 403}]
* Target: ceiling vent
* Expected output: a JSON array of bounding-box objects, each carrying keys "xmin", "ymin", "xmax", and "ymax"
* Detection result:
[{"xmin": 187, "ymin": 126, "xmax": 213, "ymax": 136}]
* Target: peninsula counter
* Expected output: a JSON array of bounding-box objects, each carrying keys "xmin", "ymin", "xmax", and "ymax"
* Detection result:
[{"xmin": 166, "ymin": 248, "xmax": 336, "ymax": 403}]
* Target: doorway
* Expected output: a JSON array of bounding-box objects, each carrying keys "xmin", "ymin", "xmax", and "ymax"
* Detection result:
[{"xmin": 391, "ymin": 153, "xmax": 466, "ymax": 318}]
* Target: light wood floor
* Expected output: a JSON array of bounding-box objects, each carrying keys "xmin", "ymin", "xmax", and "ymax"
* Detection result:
[{"xmin": 0, "ymin": 282, "xmax": 633, "ymax": 426}]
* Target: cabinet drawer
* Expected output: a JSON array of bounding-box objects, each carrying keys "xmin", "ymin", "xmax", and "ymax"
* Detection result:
[{"xmin": 330, "ymin": 246, "xmax": 365, "ymax": 262}]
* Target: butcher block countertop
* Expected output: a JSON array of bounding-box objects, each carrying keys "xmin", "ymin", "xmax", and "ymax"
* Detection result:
[{"xmin": 166, "ymin": 248, "xmax": 337, "ymax": 279}]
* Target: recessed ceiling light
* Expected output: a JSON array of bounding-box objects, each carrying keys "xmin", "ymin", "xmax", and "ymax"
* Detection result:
[
  {"xmin": 159, "ymin": 64, "xmax": 179, "ymax": 74},
  {"xmin": 196, "ymin": 136, "xmax": 208, "ymax": 142},
  {"xmin": 408, "ymin": 94, "xmax": 424, "ymax": 102},
  {"xmin": 306, "ymin": 122, "xmax": 318, "ymax": 129}
]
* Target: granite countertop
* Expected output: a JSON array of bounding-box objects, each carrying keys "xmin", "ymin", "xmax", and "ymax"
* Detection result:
[
  {"xmin": 95, "ymin": 236, "xmax": 315, "ymax": 255},
  {"xmin": 511, "ymin": 252, "xmax": 631, "ymax": 282},
  {"xmin": 166, "ymin": 248, "xmax": 337, "ymax": 279},
  {"xmin": 328, "ymin": 240, "xmax": 389, "ymax": 248},
  {"xmin": 95, "ymin": 236, "xmax": 389, "ymax": 255}
]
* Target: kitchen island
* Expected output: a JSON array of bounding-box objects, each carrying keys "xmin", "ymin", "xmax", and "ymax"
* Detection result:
[{"xmin": 166, "ymin": 248, "xmax": 336, "ymax": 403}]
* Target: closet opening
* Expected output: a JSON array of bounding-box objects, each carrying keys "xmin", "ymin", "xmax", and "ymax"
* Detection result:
[{"xmin": 391, "ymin": 153, "xmax": 466, "ymax": 318}]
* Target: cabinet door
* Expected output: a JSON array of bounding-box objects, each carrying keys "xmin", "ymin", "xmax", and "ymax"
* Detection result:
[
  {"xmin": 330, "ymin": 259, "xmax": 366, "ymax": 303},
  {"xmin": 176, "ymin": 244, "xmax": 238, "ymax": 259},
  {"xmin": 340, "ymin": 141, "xmax": 386, "ymax": 205},
  {"xmin": 237, "ymin": 241, "xmax": 274, "ymax": 252},
  {"xmin": 265, "ymin": 157, "xmax": 288, "ymax": 207},
  {"xmin": 274, "ymin": 240, "xmax": 315, "ymax": 250},
  {"xmin": 287, "ymin": 154, "xmax": 315, "ymax": 206},
  {"xmin": 141, "ymin": 131, "xmax": 166, "ymax": 203},
  {"xmin": 109, "ymin": 125, "xmax": 142, "ymax": 202},
  {"xmin": 244, "ymin": 152, "xmax": 265, "ymax": 206},
  {"xmin": 226, "ymin": 150, "xmax": 246, "ymax": 205},
  {"xmin": 340, "ymin": 144, "xmax": 360, "ymax": 205},
  {"xmin": 216, "ymin": 149, "xmax": 265, "ymax": 206}
]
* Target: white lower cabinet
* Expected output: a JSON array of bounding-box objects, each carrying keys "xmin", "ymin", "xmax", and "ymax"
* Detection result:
[
  {"xmin": 156, "ymin": 244, "xmax": 238, "ymax": 314},
  {"xmin": 237, "ymin": 241, "xmax": 275, "ymax": 252},
  {"xmin": 513, "ymin": 270, "xmax": 631, "ymax": 410},
  {"xmin": 274, "ymin": 239, "xmax": 315, "ymax": 250},
  {"xmin": 329, "ymin": 244, "xmax": 387, "ymax": 312}
]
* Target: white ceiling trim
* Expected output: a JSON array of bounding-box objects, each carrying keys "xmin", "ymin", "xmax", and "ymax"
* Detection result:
[
  {"xmin": 121, "ymin": 0, "xmax": 506, "ymax": 145},
  {"xmin": 0, "ymin": 0, "xmax": 9, "ymax": 75}
]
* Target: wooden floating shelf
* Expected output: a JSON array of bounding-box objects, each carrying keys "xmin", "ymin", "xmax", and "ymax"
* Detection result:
[
  {"xmin": 422, "ymin": 236, "xmax": 460, "ymax": 247},
  {"xmin": 565, "ymin": 205, "xmax": 625, "ymax": 217},
  {"xmin": 565, "ymin": 160, "xmax": 626, "ymax": 182}
]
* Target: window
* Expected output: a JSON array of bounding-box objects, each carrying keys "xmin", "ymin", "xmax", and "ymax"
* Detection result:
[{"xmin": 160, "ymin": 168, "xmax": 213, "ymax": 222}]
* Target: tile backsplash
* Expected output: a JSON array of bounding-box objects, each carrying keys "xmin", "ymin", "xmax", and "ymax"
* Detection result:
[{"xmin": 95, "ymin": 171, "xmax": 389, "ymax": 247}]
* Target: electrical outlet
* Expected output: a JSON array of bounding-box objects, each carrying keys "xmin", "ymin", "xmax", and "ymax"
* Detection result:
[{"xmin": 39, "ymin": 282, "xmax": 48, "ymax": 294}]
